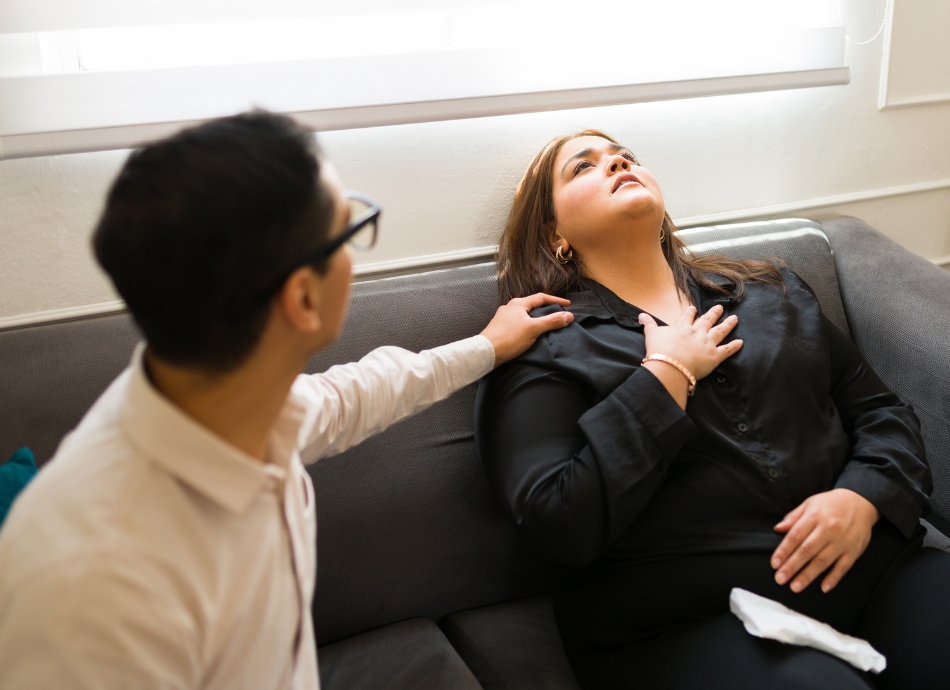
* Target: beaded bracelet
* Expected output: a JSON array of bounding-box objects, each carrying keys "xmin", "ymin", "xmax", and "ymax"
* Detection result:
[{"xmin": 641, "ymin": 354, "xmax": 697, "ymax": 396}]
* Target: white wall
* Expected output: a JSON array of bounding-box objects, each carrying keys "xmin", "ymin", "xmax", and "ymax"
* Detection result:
[{"xmin": 2, "ymin": 0, "xmax": 949, "ymax": 326}]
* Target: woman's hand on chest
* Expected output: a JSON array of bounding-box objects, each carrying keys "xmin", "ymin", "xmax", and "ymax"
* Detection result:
[{"xmin": 638, "ymin": 303, "xmax": 743, "ymax": 382}]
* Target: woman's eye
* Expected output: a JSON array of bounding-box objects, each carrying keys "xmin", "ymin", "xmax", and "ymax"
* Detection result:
[
  {"xmin": 622, "ymin": 152, "xmax": 637, "ymax": 164},
  {"xmin": 573, "ymin": 161, "xmax": 593, "ymax": 176}
]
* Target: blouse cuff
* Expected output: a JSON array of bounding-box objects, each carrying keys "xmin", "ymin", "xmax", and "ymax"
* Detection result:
[
  {"xmin": 835, "ymin": 464, "xmax": 923, "ymax": 538},
  {"xmin": 611, "ymin": 366, "xmax": 699, "ymax": 457}
]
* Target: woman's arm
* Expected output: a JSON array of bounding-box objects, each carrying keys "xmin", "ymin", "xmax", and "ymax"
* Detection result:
[
  {"xmin": 771, "ymin": 311, "xmax": 931, "ymax": 593},
  {"xmin": 475, "ymin": 359, "xmax": 698, "ymax": 568},
  {"xmin": 824, "ymin": 313, "xmax": 931, "ymax": 534}
]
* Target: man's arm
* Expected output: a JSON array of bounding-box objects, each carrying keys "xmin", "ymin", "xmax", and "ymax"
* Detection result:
[{"xmin": 294, "ymin": 294, "xmax": 573, "ymax": 461}]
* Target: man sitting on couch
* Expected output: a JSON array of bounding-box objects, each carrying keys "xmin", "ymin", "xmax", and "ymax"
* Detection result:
[{"xmin": 0, "ymin": 111, "xmax": 573, "ymax": 689}]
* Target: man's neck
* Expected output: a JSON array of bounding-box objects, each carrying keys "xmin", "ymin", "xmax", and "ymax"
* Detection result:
[{"xmin": 143, "ymin": 347, "xmax": 304, "ymax": 462}]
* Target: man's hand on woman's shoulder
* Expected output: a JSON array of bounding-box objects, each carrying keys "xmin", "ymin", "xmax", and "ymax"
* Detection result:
[{"xmin": 480, "ymin": 294, "xmax": 574, "ymax": 368}]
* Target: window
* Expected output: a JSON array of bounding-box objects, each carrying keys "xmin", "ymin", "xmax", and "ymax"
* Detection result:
[{"xmin": 0, "ymin": 1, "xmax": 847, "ymax": 159}]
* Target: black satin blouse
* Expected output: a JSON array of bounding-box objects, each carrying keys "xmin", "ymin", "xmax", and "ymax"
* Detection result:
[{"xmin": 474, "ymin": 270, "xmax": 932, "ymax": 570}]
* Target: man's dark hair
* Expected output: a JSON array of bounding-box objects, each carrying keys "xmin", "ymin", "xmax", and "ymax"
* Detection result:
[{"xmin": 93, "ymin": 110, "xmax": 336, "ymax": 373}]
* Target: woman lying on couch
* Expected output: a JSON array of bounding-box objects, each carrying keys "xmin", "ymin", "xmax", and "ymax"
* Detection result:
[{"xmin": 475, "ymin": 130, "xmax": 950, "ymax": 690}]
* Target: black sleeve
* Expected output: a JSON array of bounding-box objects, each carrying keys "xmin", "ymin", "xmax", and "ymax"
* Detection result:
[
  {"xmin": 474, "ymin": 345, "xmax": 699, "ymax": 568},
  {"xmin": 823, "ymin": 314, "xmax": 932, "ymax": 537}
]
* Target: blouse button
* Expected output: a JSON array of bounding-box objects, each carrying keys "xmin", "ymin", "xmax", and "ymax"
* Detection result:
[
  {"xmin": 737, "ymin": 423, "xmax": 749, "ymax": 433},
  {"xmin": 716, "ymin": 374, "xmax": 727, "ymax": 384},
  {"xmin": 768, "ymin": 468, "xmax": 780, "ymax": 479}
]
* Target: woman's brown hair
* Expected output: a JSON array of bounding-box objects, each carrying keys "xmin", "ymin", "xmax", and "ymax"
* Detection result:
[{"xmin": 497, "ymin": 129, "xmax": 783, "ymax": 304}]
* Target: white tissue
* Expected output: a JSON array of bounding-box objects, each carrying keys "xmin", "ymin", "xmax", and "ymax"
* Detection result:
[{"xmin": 729, "ymin": 588, "xmax": 886, "ymax": 674}]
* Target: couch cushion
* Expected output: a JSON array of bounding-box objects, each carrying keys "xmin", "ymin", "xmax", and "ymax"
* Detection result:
[
  {"xmin": 442, "ymin": 597, "xmax": 581, "ymax": 690},
  {"xmin": 318, "ymin": 618, "xmax": 482, "ymax": 690},
  {"xmin": 0, "ymin": 447, "xmax": 37, "ymax": 526}
]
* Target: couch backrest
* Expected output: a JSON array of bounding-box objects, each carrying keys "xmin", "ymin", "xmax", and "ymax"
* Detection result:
[
  {"xmin": 0, "ymin": 218, "xmax": 852, "ymax": 646},
  {"xmin": 676, "ymin": 218, "xmax": 850, "ymax": 335}
]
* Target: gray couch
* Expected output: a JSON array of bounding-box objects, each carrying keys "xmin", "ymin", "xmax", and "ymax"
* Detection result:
[{"xmin": 2, "ymin": 217, "xmax": 949, "ymax": 689}]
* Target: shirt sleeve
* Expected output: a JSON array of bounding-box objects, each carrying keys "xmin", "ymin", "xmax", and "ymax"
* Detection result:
[
  {"xmin": 474, "ymin": 348, "xmax": 699, "ymax": 569},
  {"xmin": 294, "ymin": 335, "xmax": 495, "ymax": 461},
  {"xmin": 0, "ymin": 555, "xmax": 200, "ymax": 690},
  {"xmin": 824, "ymin": 313, "xmax": 932, "ymax": 537}
]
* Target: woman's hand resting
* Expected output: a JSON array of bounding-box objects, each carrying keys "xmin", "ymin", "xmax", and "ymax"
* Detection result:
[
  {"xmin": 480, "ymin": 293, "xmax": 574, "ymax": 368},
  {"xmin": 638, "ymin": 304, "xmax": 742, "ymax": 407},
  {"xmin": 771, "ymin": 488, "xmax": 880, "ymax": 593}
]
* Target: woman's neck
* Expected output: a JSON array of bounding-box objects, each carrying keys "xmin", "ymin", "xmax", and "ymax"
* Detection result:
[{"xmin": 581, "ymin": 235, "xmax": 687, "ymax": 322}]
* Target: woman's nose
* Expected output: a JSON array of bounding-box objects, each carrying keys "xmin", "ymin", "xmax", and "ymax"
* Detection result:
[{"xmin": 608, "ymin": 156, "xmax": 630, "ymax": 173}]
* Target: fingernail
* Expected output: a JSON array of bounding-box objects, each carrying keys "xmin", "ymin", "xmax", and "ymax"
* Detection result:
[
  {"xmin": 775, "ymin": 573, "xmax": 786, "ymax": 585},
  {"xmin": 821, "ymin": 583, "xmax": 830, "ymax": 593},
  {"xmin": 771, "ymin": 557, "xmax": 780, "ymax": 568},
  {"xmin": 791, "ymin": 582, "xmax": 802, "ymax": 593}
]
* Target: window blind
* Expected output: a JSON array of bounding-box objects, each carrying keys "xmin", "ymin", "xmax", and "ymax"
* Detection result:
[{"xmin": 0, "ymin": 1, "xmax": 848, "ymax": 160}]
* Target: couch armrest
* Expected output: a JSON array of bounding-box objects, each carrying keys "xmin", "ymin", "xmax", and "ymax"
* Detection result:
[{"xmin": 821, "ymin": 217, "xmax": 950, "ymax": 533}]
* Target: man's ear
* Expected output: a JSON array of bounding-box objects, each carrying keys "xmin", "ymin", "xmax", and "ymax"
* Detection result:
[{"xmin": 275, "ymin": 267, "xmax": 323, "ymax": 334}]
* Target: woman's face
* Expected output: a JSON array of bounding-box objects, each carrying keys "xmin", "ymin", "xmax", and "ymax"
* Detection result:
[{"xmin": 550, "ymin": 135, "xmax": 665, "ymax": 253}]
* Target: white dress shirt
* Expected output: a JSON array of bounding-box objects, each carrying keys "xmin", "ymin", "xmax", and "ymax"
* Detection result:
[{"xmin": 0, "ymin": 336, "xmax": 495, "ymax": 690}]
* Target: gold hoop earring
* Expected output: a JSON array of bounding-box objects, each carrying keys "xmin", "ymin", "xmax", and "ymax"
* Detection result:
[
  {"xmin": 660, "ymin": 226, "xmax": 666, "ymax": 244},
  {"xmin": 555, "ymin": 245, "xmax": 573, "ymax": 264}
]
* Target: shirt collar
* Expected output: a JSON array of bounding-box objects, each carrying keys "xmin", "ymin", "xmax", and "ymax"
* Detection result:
[
  {"xmin": 119, "ymin": 344, "xmax": 284, "ymax": 515},
  {"xmin": 570, "ymin": 272, "xmax": 737, "ymax": 327}
]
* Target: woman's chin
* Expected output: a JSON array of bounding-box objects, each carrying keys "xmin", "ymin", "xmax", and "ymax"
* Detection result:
[{"xmin": 616, "ymin": 196, "xmax": 664, "ymax": 225}]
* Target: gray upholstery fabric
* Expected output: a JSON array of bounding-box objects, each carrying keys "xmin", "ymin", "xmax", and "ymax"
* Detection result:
[
  {"xmin": 305, "ymin": 264, "xmax": 556, "ymax": 645},
  {"xmin": 442, "ymin": 597, "xmax": 582, "ymax": 690},
  {"xmin": 677, "ymin": 218, "xmax": 851, "ymax": 337},
  {"xmin": 823, "ymin": 217, "xmax": 950, "ymax": 534},
  {"xmin": 922, "ymin": 520, "xmax": 950, "ymax": 554},
  {"xmin": 318, "ymin": 618, "xmax": 482, "ymax": 690},
  {"xmin": 0, "ymin": 313, "xmax": 141, "ymax": 465}
]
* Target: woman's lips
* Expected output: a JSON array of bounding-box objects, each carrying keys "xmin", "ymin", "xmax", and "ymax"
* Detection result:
[{"xmin": 611, "ymin": 174, "xmax": 642, "ymax": 193}]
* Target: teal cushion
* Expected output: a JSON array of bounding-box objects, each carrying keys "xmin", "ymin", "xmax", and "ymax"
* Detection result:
[{"xmin": 0, "ymin": 447, "xmax": 37, "ymax": 527}]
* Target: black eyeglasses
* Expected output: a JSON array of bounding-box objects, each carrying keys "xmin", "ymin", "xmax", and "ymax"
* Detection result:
[
  {"xmin": 261, "ymin": 191, "xmax": 380, "ymax": 298},
  {"xmin": 305, "ymin": 191, "xmax": 380, "ymax": 262}
]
